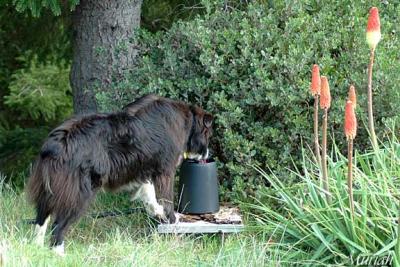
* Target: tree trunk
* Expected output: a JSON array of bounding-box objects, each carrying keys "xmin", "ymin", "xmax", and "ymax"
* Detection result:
[{"xmin": 70, "ymin": 0, "xmax": 143, "ymax": 114}]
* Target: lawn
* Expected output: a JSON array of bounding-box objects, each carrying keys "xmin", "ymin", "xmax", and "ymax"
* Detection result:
[{"xmin": 0, "ymin": 185, "xmax": 277, "ymax": 267}]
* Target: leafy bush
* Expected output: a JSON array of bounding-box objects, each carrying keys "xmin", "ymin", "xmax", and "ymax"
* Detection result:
[
  {"xmin": 97, "ymin": 0, "xmax": 400, "ymax": 200},
  {"xmin": 4, "ymin": 54, "xmax": 72, "ymax": 122},
  {"xmin": 248, "ymin": 131, "xmax": 400, "ymax": 265}
]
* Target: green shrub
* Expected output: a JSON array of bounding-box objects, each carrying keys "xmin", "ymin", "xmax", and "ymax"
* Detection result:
[
  {"xmin": 97, "ymin": 0, "xmax": 400, "ymax": 201},
  {"xmin": 4, "ymin": 54, "xmax": 72, "ymax": 122},
  {"xmin": 248, "ymin": 131, "xmax": 400, "ymax": 265}
]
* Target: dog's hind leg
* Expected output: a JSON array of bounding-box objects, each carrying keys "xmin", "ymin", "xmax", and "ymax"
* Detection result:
[
  {"xmin": 34, "ymin": 196, "xmax": 51, "ymax": 246},
  {"xmin": 48, "ymin": 171, "xmax": 100, "ymax": 256},
  {"xmin": 50, "ymin": 181, "xmax": 97, "ymax": 256},
  {"xmin": 50, "ymin": 211, "xmax": 81, "ymax": 257}
]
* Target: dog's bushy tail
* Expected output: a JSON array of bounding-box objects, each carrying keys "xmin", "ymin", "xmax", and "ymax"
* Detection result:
[
  {"xmin": 26, "ymin": 138, "xmax": 82, "ymax": 214},
  {"xmin": 26, "ymin": 157, "xmax": 54, "ymax": 206}
]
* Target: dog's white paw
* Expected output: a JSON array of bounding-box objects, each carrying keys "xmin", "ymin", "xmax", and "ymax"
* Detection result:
[
  {"xmin": 153, "ymin": 204, "xmax": 165, "ymax": 218},
  {"xmin": 53, "ymin": 242, "xmax": 65, "ymax": 257}
]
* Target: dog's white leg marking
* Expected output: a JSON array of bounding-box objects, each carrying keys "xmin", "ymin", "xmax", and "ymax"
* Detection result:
[
  {"xmin": 138, "ymin": 182, "xmax": 165, "ymax": 219},
  {"xmin": 53, "ymin": 242, "xmax": 65, "ymax": 257},
  {"xmin": 130, "ymin": 185, "xmax": 142, "ymax": 202},
  {"xmin": 34, "ymin": 216, "xmax": 50, "ymax": 246}
]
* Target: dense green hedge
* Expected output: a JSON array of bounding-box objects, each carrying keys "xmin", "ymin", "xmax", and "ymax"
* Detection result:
[{"xmin": 97, "ymin": 0, "xmax": 400, "ymax": 201}]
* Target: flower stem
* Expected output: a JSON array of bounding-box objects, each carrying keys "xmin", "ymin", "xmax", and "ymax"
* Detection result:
[
  {"xmin": 367, "ymin": 48, "xmax": 378, "ymax": 149},
  {"xmin": 347, "ymin": 138, "xmax": 354, "ymax": 217},
  {"xmin": 314, "ymin": 95, "xmax": 321, "ymax": 168},
  {"xmin": 322, "ymin": 108, "xmax": 330, "ymax": 200}
]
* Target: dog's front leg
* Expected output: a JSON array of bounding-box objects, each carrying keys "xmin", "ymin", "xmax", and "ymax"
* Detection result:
[
  {"xmin": 154, "ymin": 175, "xmax": 176, "ymax": 223},
  {"xmin": 135, "ymin": 182, "xmax": 166, "ymax": 221}
]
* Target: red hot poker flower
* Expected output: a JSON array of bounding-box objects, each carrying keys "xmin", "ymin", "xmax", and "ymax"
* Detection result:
[
  {"xmin": 310, "ymin": 64, "xmax": 321, "ymax": 96},
  {"xmin": 348, "ymin": 85, "xmax": 356, "ymax": 108},
  {"xmin": 320, "ymin": 76, "xmax": 331, "ymax": 109},
  {"xmin": 344, "ymin": 101, "xmax": 357, "ymax": 140},
  {"xmin": 366, "ymin": 7, "xmax": 381, "ymax": 50}
]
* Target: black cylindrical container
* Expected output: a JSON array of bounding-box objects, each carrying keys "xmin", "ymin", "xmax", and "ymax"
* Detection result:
[{"xmin": 178, "ymin": 159, "xmax": 219, "ymax": 214}]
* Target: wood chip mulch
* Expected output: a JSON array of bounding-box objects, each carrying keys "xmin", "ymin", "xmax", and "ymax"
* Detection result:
[{"xmin": 179, "ymin": 204, "xmax": 242, "ymax": 225}]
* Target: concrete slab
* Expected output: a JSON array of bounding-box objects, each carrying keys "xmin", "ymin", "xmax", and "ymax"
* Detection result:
[
  {"xmin": 158, "ymin": 221, "xmax": 244, "ymax": 234},
  {"xmin": 158, "ymin": 205, "xmax": 244, "ymax": 234}
]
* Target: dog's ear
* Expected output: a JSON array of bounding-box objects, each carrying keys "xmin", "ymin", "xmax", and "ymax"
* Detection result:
[{"xmin": 203, "ymin": 113, "xmax": 213, "ymax": 129}]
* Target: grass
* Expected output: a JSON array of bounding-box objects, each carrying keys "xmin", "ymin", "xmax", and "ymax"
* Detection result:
[{"xmin": 0, "ymin": 181, "xmax": 278, "ymax": 267}]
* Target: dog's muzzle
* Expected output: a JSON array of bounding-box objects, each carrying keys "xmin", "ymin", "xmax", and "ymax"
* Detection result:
[{"xmin": 184, "ymin": 149, "xmax": 209, "ymax": 161}]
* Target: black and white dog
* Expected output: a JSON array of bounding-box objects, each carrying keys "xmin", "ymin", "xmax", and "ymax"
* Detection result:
[{"xmin": 26, "ymin": 94, "xmax": 213, "ymax": 255}]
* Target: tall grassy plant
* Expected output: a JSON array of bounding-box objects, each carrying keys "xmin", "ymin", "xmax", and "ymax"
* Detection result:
[{"xmin": 248, "ymin": 134, "xmax": 400, "ymax": 265}]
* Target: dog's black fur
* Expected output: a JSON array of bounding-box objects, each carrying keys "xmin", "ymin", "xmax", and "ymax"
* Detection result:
[{"xmin": 27, "ymin": 94, "xmax": 212, "ymax": 248}]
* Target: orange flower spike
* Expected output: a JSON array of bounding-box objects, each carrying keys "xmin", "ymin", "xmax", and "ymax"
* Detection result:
[
  {"xmin": 320, "ymin": 76, "xmax": 331, "ymax": 109},
  {"xmin": 344, "ymin": 101, "xmax": 357, "ymax": 140},
  {"xmin": 310, "ymin": 64, "xmax": 321, "ymax": 96},
  {"xmin": 348, "ymin": 85, "xmax": 356, "ymax": 108},
  {"xmin": 366, "ymin": 7, "xmax": 381, "ymax": 50}
]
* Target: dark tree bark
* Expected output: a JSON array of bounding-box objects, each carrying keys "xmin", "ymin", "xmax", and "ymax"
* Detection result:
[{"xmin": 70, "ymin": 0, "xmax": 143, "ymax": 114}]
